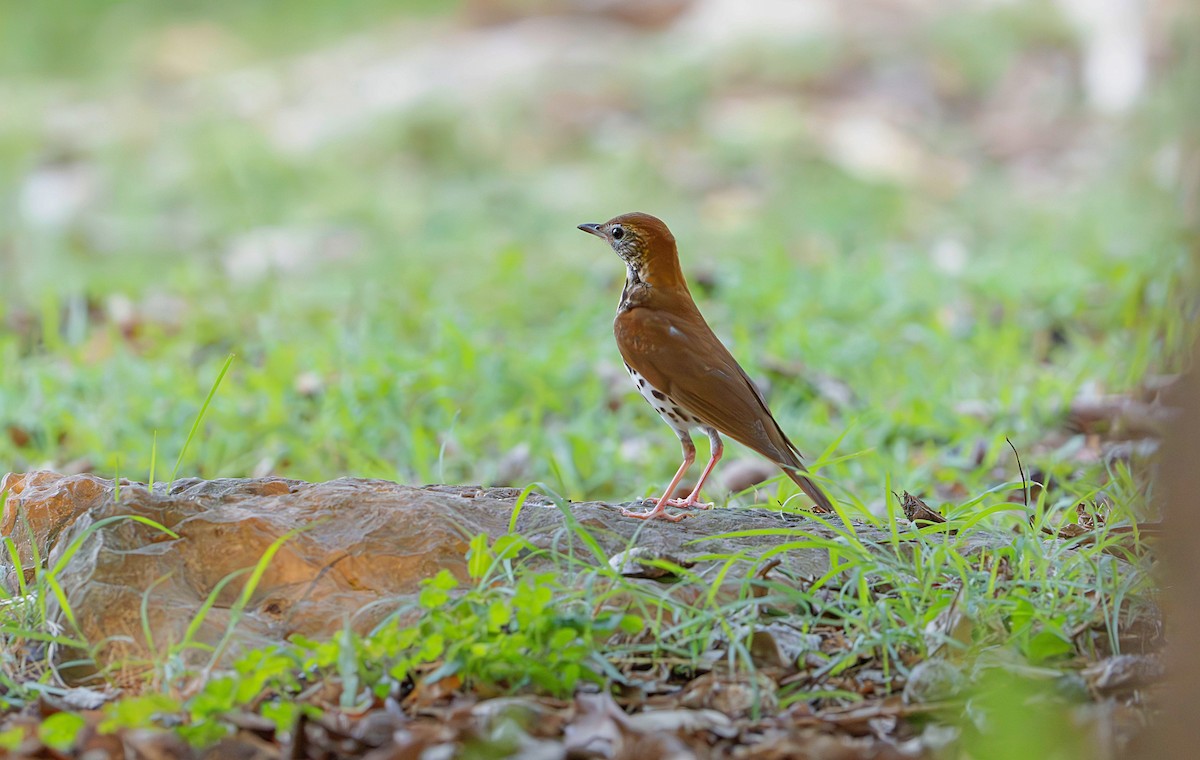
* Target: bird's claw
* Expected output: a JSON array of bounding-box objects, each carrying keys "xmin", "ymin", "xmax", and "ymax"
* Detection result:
[
  {"xmin": 662, "ymin": 497, "xmax": 713, "ymax": 510},
  {"xmin": 620, "ymin": 505, "xmax": 693, "ymax": 522}
]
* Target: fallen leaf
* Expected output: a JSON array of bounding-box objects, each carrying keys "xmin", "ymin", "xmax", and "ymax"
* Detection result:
[
  {"xmin": 899, "ymin": 491, "xmax": 946, "ymax": 526},
  {"xmin": 678, "ymin": 671, "xmax": 778, "ymax": 717},
  {"xmin": 563, "ymin": 692, "xmax": 627, "ymax": 758},
  {"xmin": 624, "ymin": 708, "xmax": 733, "ymax": 733},
  {"xmin": 1083, "ymin": 654, "xmax": 1164, "ymax": 697}
]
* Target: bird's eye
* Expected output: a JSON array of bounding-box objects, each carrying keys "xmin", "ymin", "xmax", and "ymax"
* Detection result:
[{"xmin": 611, "ymin": 225, "xmax": 625, "ymax": 241}]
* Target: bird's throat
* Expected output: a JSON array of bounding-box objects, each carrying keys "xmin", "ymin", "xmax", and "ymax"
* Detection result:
[
  {"xmin": 618, "ymin": 268, "xmax": 643, "ymax": 314},
  {"xmin": 625, "ymin": 263, "xmax": 643, "ymax": 287}
]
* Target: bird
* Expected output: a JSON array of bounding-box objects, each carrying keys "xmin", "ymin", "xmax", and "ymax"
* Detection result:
[{"xmin": 578, "ymin": 212, "xmax": 834, "ymax": 522}]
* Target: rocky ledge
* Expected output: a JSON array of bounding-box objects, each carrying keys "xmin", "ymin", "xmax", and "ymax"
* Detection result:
[{"xmin": 1, "ymin": 470, "xmax": 883, "ymax": 671}]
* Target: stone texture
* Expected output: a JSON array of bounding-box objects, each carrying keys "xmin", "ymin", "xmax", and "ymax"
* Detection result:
[{"xmin": 0, "ymin": 471, "xmax": 856, "ymax": 672}]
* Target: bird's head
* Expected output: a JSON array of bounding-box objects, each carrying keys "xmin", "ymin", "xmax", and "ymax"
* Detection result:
[{"xmin": 578, "ymin": 212, "xmax": 684, "ymax": 288}]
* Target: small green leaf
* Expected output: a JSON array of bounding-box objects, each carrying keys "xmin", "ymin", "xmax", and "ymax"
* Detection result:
[
  {"xmin": 188, "ymin": 676, "xmax": 237, "ymax": 718},
  {"xmin": 0, "ymin": 726, "xmax": 25, "ymax": 750},
  {"xmin": 559, "ymin": 662, "xmax": 581, "ymax": 690},
  {"xmin": 179, "ymin": 718, "xmax": 231, "ymax": 747},
  {"xmin": 619, "ymin": 614, "xmax": 644, "ymax": 634},
  {"xmin": 549, "ymin": 628, "xmax": 578, "ymax": 649},
  {"xmin": 388, "ymin": 659, "xmax": 412, "ymax": 681},
  {"xmin": 1008, "ymin": 598, "xmax": 1035, "ymax": 634},
  {"xmin": 429, "ymin": 570, "xmax": 459, "ymax": 591},
  {"xmin": 1024, "ymin": 629, "xmax": 1073, "ymax": 662},
  {"xmin": 467, "ymin": 533, "xmax": 493, "ymax": 579},
  {"xmin": 492, "ymin": 534, "xmax": 529, "ymax": 560},
  {"xmin": 419, "ymin": 586, "xmax": 450, "ymax": 609},
  {"xmin": 487, "ymin": 601, "xmax": 511, "ymax": 630},
  {"xmin": 418, "ymin": 632, "xmax": 445, "ymax": 661},
  {"xmin": 99, "ymin": 693, "xmax": 181, "ymax": 733},
  {"xmin": 395, "ymin": 627, "xmax": 420, "ymax": 649},
  {"xmin": 531, "ymin": 585, "xmax": 553, "ymax": 611},
  {"xmin": 261, "ymin": 700, "xmax": 300, "ymax": 736},
  {"xmin": 37, "ymin": 712, "xmax": 85, "ymax": 752}
]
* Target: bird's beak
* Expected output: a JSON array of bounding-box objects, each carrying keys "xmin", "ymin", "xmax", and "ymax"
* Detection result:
[{"xmin": 577, "ymin": 223, "xmax": 604, "ymax": 238}]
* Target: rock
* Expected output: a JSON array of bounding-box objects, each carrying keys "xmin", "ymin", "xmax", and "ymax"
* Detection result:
[
  {"xmin": 0, "ymin": 471, "xmax": 848, "ymax": 674},
  {"xmin": 748, "ymin": 624, "xmax": 821, "ymax": 670},
  {"xmin": 608, "ymin": 546, "xmax": 695, "ymax": 579},
  {"xmin": 3, "ymin": 471, "xmax": 1119, "ymax": 680},
  {"xmin": 902, "ymin": 659, "xmax": 966, "ymax": 704}
]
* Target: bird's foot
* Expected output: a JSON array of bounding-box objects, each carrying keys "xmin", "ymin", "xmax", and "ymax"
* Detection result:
[
  {"xmin": 620, "ymin": 503, "xmax": 693, "ymax": 522},
  {"xmin": 661, "ymin": 496, "xmax": 713, "ymax": 510}
]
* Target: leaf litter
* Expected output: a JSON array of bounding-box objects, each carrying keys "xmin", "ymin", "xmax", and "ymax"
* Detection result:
[{"xmin": 1, "ymin": 0, "xmax": 1188, "ymax": 755}]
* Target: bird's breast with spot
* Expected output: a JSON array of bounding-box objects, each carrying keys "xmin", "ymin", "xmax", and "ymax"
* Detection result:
[{"xmin": 625, "ymin": 366, "xmax": 701, "ymax": 432}]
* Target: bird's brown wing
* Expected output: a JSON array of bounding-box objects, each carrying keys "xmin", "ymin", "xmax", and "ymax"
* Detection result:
[{"xmin": 615, "ymin": 304, "xmax": 804, "ymax": 469}]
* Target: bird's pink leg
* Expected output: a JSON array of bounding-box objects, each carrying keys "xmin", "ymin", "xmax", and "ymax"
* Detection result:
[
  {"xmin": 622, "ymin": 437, "xmax": 696, "ymax": 522},
  {"xmin": 665, "ymin": 431, "xmax": 722, "ymax": 509}
]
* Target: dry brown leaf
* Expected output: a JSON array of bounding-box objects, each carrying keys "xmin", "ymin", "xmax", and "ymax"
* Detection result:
[
  {"xmin": 899, "ymin": 491, "xmax": 946, "ymax": 526},
  {"xmin": 564, "ymin": 692, "xmax": 628, "ymax": 758},
  {"xmin": 1083, "ymin": 654, "xmax": 1164, "ymax": 697},
  {"xmin": 678, "ymin": 671, "xmax": 778, "ymax": 718}
]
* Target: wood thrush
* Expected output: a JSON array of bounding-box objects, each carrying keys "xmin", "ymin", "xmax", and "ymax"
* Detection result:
[{"xmin": 579, "ymin": 212, "xmax": 835, "ymax": 521}]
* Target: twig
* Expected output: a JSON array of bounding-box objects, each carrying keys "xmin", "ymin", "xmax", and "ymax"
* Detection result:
[{"xmin": 1006, "ymin": 437, "xmax": 1028, "ymax": 508}]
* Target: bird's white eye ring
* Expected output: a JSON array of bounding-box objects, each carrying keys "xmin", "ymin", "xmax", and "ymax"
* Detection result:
[{"xmin": 611, "ymin": 225, "xmax": 625, "ymax": 240}]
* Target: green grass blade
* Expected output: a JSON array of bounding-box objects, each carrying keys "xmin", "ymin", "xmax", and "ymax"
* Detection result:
[
  {"xmin": 149, "ymin": 430, "xmax": 158, "ymax": 490},
  {"xmin": 170, "ymin": 353, "xmax": 235, "ymax": 485}
]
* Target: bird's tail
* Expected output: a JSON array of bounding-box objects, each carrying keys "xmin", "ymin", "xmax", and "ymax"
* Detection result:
[{"xmin": 783, "ymin": 466, "xmax": 835, "ymax": 513}]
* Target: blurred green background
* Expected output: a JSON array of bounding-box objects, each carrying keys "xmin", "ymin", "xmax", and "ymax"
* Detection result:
[{"xmin": 1, "ymin": 0, "xmax": 1194, "ymax": 508}]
